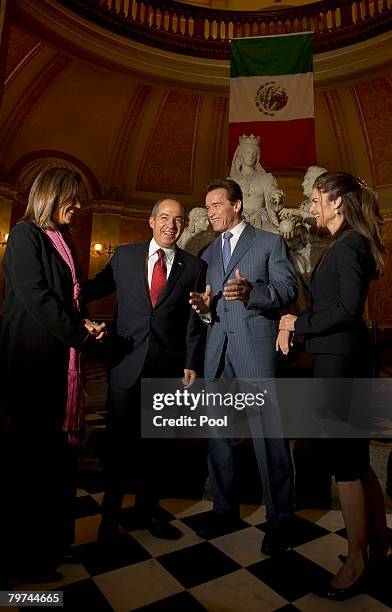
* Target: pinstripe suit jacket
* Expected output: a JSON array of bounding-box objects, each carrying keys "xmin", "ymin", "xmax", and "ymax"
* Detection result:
[{"xmin": 202, "ymin": 223, "xmax": 297, "ymax": 378}]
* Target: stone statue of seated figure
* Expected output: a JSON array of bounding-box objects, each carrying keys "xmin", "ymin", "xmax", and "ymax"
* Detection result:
[
  {"xmin": 177, "ymin": 206, "xmax": 214, "ymax": 256},
  {"xmin": 229, "ymin": 134, "xmax": 283, "ymax": 232},
  {"xmin": 279, "ymin": 165, "xmax": 328, "ymax": 229},
  {"xmin": 277, "ymin": 166, "xmax": 329, "ymax": 311}
]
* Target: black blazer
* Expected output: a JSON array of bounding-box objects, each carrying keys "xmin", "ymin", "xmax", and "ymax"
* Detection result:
[
  {"xmin": 0, "ymin": 221, "xmax": 87, "ymax": 426},
  {"xmin": 294, "ymin": 231, "xmax": 372, "ymax": 356},
  {"xmin": 83, "ymin": 242, "xmax": 207, "ymax": 388}
]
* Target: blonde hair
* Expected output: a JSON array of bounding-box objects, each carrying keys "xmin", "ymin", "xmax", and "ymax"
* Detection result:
[{"xmin": 21, "ymin": 167, "xmax": 81, "ymax": 229}]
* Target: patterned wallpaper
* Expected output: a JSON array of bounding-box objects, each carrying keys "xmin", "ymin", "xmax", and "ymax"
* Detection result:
[
  {"xmin": 136, "ymin": 91, "xmax": 201, "ymax": 194},
  {"xmin": 352, "ymin": 76, "xmax": 392, "ymax": 188}
]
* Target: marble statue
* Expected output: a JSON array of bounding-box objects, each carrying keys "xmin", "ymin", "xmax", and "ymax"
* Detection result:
[
  {"xmin": 277, "ymin": 166, "xmax": 329, "ymax": 311},
  {"xmin": 279, "ymin": 166, "xmax": 328, "ymax": 230},
  {"xmin": 279, "ymin": 218, "xmax": 311, "ymax": 277},
  {"xmin": 301, "ymin": 165, "xmax": 328, "ymax": 200},
  {"xmin": 299, "ymin": 165, "xmax": 328, "ymax": 225},
  {"xmin": 177, "ymin": 206, "xmax": 214, "ymax": 256},
  {"xmin": 229, "ymin": 134, "xmax": 283, "ymax": 232}
]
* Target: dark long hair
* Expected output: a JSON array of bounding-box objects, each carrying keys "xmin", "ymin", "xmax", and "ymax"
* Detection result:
[{"xmin": 313, "ymin": 172, "xmax": 384, "ymax": 277}]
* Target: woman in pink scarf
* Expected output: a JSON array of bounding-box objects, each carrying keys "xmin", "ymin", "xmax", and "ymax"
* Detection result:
[{"xmin": 0, "ymin": 167, "xmax": 105, "ymax": 582}]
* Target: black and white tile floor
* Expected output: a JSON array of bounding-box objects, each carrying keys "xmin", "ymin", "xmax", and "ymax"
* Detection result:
[
  {"xmin": 6, "ymin": 361, "xmax": 389, "ymax": 610},
  {"xmin": 6, "ymin": 491, "xmax": 392, "ymax": 611}
]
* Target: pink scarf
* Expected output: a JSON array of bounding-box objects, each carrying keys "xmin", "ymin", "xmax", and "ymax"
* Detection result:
[{"xmin": 45, "ymin": 229, "xmax": 85, "ymax": 444}]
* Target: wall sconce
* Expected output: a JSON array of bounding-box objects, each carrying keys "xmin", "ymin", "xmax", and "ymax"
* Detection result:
[
  {"xmin": 0, "ymin": 231, "xmax": 9, "ymax": 247},
  {"xmin": 92, "ymin": 242, "xmax": 115, "ymax": 258}
]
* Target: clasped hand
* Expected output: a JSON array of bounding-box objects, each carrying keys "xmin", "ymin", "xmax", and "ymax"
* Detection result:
[
  {"xmin": 83, "ymin": 319, "xmax": 107, "ymax": 341},
  {"xmin": 276, "ymin": 314, "xmax": 297, "ymax": 355}
]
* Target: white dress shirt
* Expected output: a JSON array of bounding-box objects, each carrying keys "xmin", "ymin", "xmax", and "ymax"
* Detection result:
[
  {"xmin": 147, "ymin": 238, "xmax": 175, "ymax": 289},
  {"xmin": 220, "ymin": 219, "xmax": 247, "ymax": 256}
]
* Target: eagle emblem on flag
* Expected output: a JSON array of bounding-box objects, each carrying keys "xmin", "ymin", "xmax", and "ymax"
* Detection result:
[{"xmin": 255, "ymin": 81, "xmax": 288, "ymax": 116}]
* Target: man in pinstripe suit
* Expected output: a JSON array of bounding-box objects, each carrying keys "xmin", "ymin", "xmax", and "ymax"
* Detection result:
[{"xmin": 190, "ymin": 178, "xmax": 298, "ymax": 554}]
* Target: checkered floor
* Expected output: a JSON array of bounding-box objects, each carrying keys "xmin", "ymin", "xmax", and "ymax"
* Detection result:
[
  {"xmin": 6, "ymin": 356, "xmax": 390, "ymax": 609},
  {"xmin": 5, "ymin": 491, "xmax": 392, "ymax": 611}
]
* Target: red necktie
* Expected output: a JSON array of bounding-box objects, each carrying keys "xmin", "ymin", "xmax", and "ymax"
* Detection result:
[{"xmin": 150, "ymin": 248, "xmax": 167, "ymax": 307}]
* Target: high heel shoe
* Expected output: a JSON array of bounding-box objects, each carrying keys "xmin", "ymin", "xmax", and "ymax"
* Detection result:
[
  {"xmin": 313, "ymin": 574, "xmax": 366, "ymax": 601},
  {"xmin": 338, "ymin": 553, "xmax": 388, "ymax": 569}
]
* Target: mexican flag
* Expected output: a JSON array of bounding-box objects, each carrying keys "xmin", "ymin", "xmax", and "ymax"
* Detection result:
[{"xmin": 229, "ymin": 33, "xmax": 316, "ymax": 169}]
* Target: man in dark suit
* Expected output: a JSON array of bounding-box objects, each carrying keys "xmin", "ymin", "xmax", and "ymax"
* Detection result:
[
  {"xmin": 190, "ymin": 179, "xmax": 297, "ymax": 554},
  {"xmin": 84, "ymin": 198, "xmax": 206, "ymax": 540}
]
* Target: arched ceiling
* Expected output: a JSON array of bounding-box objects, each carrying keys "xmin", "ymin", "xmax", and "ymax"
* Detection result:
[
  {"xmin": 1, "ymin": 0, "xmax": 392, "ymax": 213},
  {"xmin": 10, "ymin": 0, "xmax": 392, "ymax": 87}
]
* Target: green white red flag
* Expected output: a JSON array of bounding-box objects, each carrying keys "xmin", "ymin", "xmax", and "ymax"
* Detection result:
[{"xmin": 229, "ymin": 33, "xmax": 316, "ymax": 168}]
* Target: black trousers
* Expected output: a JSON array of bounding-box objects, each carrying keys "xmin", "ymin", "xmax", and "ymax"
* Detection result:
[
  {"xmin": 101, "ymin": 381, "xmax": 166, "ymax": 521},
  {"xmin": 100, "ymin": 354, "xmax": 182, "ymax": 523},
  {"xmin": 2, "ymin": 430, "xmax": 77, "ymax": 574}
]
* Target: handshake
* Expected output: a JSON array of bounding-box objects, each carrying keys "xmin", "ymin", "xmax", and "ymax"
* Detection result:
[{"xmin": 83, "ymin": 319, "xmax": 107, "ymax": 341}]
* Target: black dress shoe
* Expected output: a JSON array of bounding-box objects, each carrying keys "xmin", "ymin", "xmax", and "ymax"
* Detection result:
[
  {"xmin": 313, "ymin": 575, "xmax": 366, "ymax": 601},
  {"xmin": 196, "ymin": 512, "xmax": 241, "ymax": 539},
  {"xmin": 97, "ymin": 520, "xmax": 128, "ymax": 541},
  {"xmin": 62, "ymin": 550, "xmax": 79, "ymax": 564},
  {"xmin": 261, "ymin": 520, "xmax": 293, "ymax": 556},
  {"xmin": 339, "ymin": 553, "xmax": 388, "ymax": 568},
  {"xmin": 146, "ymin": 517, "xmax": 182, "ymax": 540},
  {"xmin": 11, "ymin": 569, "xmax": 63, "ymax": 583}
]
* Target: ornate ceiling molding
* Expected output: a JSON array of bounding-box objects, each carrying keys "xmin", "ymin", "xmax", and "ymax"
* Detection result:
[
  {"xmin": 13, "ymin": 0, "xmax": 392, "ymax": 89},
  {"xmin": 13, "ymin": 0, "xmax": 226, "ymax": 89},
  {"xmin": 57, "ymin": 0, "xmax": 392, "ymax": 59},
  {"xmin": 85, "ymin": 200, "xmax": 151, "ymax": 219}
]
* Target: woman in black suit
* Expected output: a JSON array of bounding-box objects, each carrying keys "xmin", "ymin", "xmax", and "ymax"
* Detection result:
[
  {"xmin": 278, "ymin": 172, "xmax": 388, "ymax": 600},
  {"xmin": 0, "ymin": 167, "xmax": 105, "ymax": 581}
]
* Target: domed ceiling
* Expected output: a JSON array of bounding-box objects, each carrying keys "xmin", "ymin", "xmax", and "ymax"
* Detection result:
[
  {"xmin": 1, "ymin": 0, "xmax": 392, "ymax": 323},
  {"xmin": 2, "ymin": 0, "xmax": 392, "ymax": 212}
]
